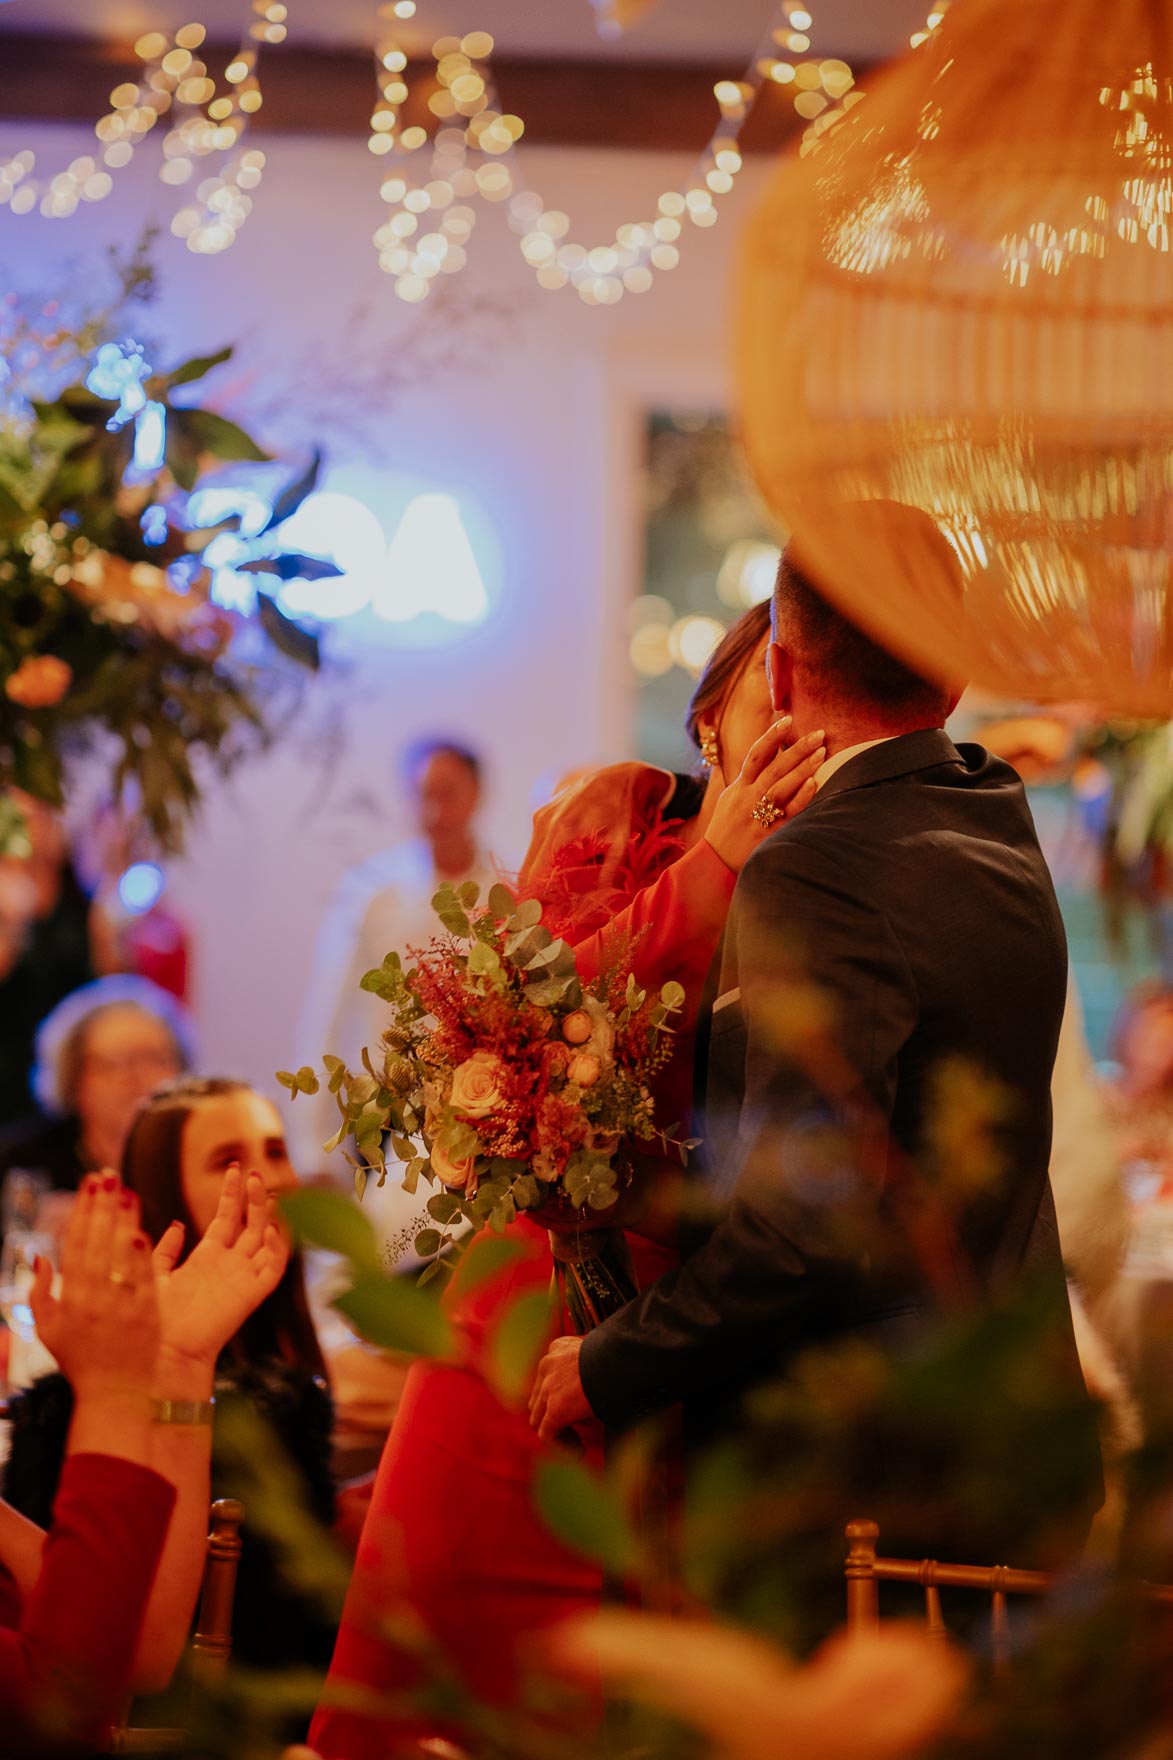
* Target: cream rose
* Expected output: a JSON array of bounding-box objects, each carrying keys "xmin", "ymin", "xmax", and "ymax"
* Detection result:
[
  {"xmin": 562, "ymin": 1010, "xmax": 592, "ymax": 1046},
  {"xmin": 431, "ymin": 1139, "xmax": 476, "ymax": 1189},
  {"xmin": 567, "ymin": 1052, "xmax": 601, "ymax": 1089},
  {"xmin": 449, "ymin": 1051, "xmax": 506, "ymax": 1118}
]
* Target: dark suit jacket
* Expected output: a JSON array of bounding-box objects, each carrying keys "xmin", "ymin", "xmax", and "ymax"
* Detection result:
[{"xmin": 580, "ymin": 732, "xmax": 1096, "ymax": 1494}]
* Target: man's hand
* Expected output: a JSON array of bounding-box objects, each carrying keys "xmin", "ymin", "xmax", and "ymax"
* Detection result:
[{"xmin": 529, "ymin": 1335, "xmax": 592, "ymax": 1443}]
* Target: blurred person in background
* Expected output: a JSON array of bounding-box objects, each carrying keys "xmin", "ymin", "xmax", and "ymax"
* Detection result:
[
  {"xmin": 0, "ymin": 794, "xmax": 94, "ymax": 1129},
  {"xmin": 3, "ymin": 1077, "xmax": 339, "ymax": 1698},
  {"xmin": 0, "ymin": 975, "xmax": 193, "ymax": 1204},
  {"xmin": 77, "ymin": 794, "xmax": 190, "ymax": 1002},
  {"xmin": 294, "ymin": 738, "xmax": 495, "ymax": 1168}
]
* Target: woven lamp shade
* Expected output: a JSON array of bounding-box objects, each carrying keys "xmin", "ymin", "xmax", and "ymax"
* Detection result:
[{"xmin": 737, "ymin": 0, "xmax": 1173, "ymax": 716}]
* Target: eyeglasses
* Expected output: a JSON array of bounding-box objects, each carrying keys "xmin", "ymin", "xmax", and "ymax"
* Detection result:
[{"xmin": 80, "ymin": 1049, "xmax": 181, "ymax": 1079}]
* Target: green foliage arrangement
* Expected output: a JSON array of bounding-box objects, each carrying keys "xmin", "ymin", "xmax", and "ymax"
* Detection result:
[{"xmin": 0, "ymin": 241, "xmax": 334, "ymax": 854}]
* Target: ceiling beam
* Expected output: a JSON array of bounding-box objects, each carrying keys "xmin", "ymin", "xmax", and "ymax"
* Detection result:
[{"xmin": 0, "ymin": 33, "xmax": 869, "ymax": 151}]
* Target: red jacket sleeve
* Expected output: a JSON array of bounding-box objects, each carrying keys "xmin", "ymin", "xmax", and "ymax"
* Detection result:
[
  {"xmin": 0, "ymin": 1453, "xmax": 175, "ymax": 1750},
  {"xmin": 569, "ymin": 837, "xmax": 736, "ymax": 1022}
]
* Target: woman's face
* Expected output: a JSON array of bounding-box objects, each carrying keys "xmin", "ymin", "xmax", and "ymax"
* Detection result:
[
  {"xmin": 74, "ymin": 1005, "xmax": 183, "ymax": 1155},
  {"xmin": 180, "ymin": 1091, "xmax": 297, "ymax": 1238},
  {"xmin": 714, "ymin": 636, "xmax": 775, "ymax": 782}
]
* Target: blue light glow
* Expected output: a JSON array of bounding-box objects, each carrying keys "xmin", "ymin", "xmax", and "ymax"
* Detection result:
[
  {"xmin": 87, "ymin": 340, "xmax": 151, "ymax": 429},
  {"xmin": 274, "ymin": 490, "xmax": 491, "ymax": 628},
  {"xmin": 117, "ymin": 862, "xmax": 165, "ymax": 915},
  {"xmin": 132, "ymin": 402, "xmax": 167, "ymax": 473},
  {"xmin": 141, "ymin": 504, "xmax": 169, "ymax": 546},
  {"xmin": 378, "ymin": 493, "xmax": 489, "ymax": 625}
]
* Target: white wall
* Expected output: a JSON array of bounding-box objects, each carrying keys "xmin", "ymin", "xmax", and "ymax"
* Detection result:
[{"xmin": 0, "ymin": 120, "xmax": 774, "ymax": 1103}]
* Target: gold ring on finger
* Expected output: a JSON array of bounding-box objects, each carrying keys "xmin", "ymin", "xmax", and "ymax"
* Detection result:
[{"xmin": 751, "ymin": 795, "xmax": 784, "ymax": 828}]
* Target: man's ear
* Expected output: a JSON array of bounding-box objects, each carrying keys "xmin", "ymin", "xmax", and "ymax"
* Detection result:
[{"xmin": 766, "ymin": 641, "xmax": 792, "ymax": 715}]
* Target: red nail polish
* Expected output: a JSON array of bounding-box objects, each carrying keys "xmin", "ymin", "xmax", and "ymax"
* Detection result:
[
  {"xmin": 118, "ymin": 1189, "xmax": 135, "ymax": 1210},
  {"xmin": 132, "ymin": 1234, "xmax": 149, "ymax": 1251},
  {"xmin": 83, "ymin": 1173, "xmax": 100, "ymax": 1194},
  {"xmin": 102, "ymin": 1172, "xmax": 118, "ymax": 1193}
]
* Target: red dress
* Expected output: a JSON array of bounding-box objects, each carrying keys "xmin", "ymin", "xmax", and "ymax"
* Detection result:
[
  {"xmin": 0, "ymin": 1453, "xmax": 175, "ymax": 1752},
  {"xmin": 310, "ymin": 768, "xmax": 735, "ymax": 1758}
]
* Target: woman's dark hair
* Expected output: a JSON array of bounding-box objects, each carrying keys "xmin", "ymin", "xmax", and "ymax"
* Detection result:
[
  {"xmin": 684, "ymin": 598, "xmax": 773, "ymax": 753},
  {"xmin": 121, "ymin": 1076, "xmax": 326, "ymax": 1380}
]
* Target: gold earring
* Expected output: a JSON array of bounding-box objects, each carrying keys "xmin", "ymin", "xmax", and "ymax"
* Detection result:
[{"xmin": 699, "ymin": 729, "xmax": 720, "ymax": 770}]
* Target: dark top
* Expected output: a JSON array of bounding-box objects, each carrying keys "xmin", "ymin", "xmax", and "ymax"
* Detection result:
[
  {"xmin": 0, "ymin": 865, "xmax": 93, "ymax": 1129},
  {"xmin": 2, "ymin": 1360, "xmax": 338, "ymax": 1675},
  {"xmin": 580, "ymin": 732, "xmax": 1101, "ymax": 1549},
  {"xmin": 0, "ymin": 1112, "xmax": 87, "ymax": 1192}
]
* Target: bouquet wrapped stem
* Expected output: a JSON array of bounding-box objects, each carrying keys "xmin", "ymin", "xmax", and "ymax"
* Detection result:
[{"xmin": 549, "ymin": 1226, "xmax": 638, "ymax": 1334}]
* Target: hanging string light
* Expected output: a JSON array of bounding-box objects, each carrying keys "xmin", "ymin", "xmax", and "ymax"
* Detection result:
[
  {"xmin": 368, "ymin": 1, "xmax": 865, "ymax": 305},
  {"xmin": 0, "ymin": 4, "xmax": 278, "ymax": 253}
]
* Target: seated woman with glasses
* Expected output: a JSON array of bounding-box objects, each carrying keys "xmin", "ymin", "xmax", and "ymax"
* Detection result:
[{"xmin": 0, "ymin": 974, "xmax": 194, "ymax": 1201}]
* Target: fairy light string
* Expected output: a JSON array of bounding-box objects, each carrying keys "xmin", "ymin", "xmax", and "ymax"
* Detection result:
[{"xmin": 368, "ymin": 1, "xmax": 864, "ymax": 304}]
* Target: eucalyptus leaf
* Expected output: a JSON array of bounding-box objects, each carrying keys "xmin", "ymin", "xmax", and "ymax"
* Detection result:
[
  {"xmin": 457, "ymin": 880, "xmax": 481, "ymax": 909},
  {"xmin": 488, "ymin": 882, "xmax": 516, "ymax": 919},
  {"xmin": 427, "ymin": 1192, "xmax": 465, "ymax": 1225},
  {"xmin": 432, "ymin": 883, "xmax": 471, "ymax": 939},
  {"xmin": 415, "ymin": 1227, "xmax": 443, "ymax": 1258},
  {"xmin": 507, "ymin": 898, "xmax": 542, "ymax": 931}
]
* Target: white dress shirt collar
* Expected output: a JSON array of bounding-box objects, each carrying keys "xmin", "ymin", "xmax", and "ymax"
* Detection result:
[{"xmin": 814, "ymin": 735, "xmax": 897, "ymax": 792}]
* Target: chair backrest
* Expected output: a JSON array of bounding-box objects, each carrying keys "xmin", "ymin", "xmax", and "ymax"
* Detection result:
[
  {"xmin": 190, "ymin": 1497, "xmax": 245, "ymax": 1687},
  {"xmin": 845, "ymin": 1519, "xmax": 1173, "ymax": 1671},
  {"xmin": 107, "ymin": 1497, "xmax": 245, "ymax": 1755}
]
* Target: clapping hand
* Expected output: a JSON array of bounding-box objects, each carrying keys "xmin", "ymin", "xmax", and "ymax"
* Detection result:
[
  {"xmin": 29, "ymin": 1172, "xmax": 160, "ymax": 1403},
  {"xmin": 152, "ymin": 1165, "xmax": 289, "ymax": 1375}
]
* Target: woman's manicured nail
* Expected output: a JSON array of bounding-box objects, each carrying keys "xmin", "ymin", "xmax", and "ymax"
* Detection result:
[
  {"xmin": 83, "ymin": 1173, "xmax": 100, "ymax": 1194},
  {"xmin": 133, "ymin": 1234, "xmax": 149, "ymax": 1251},
  {"xmin": 102, "ymin": 1172, "xmax": 118, "ymax": 1193},
  {"xmin": 118, "ymin": 1189, "xmax": 135, "ymax": 1210}
]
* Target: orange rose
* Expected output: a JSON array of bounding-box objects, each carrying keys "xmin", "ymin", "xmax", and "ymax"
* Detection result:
[
  {"xmin": 431, "ymin": 1139, "xmax": 476, "ymax": 1189},
  {"xmin": 5, "ymin": 655, "xmax": 72, "ymax": 709},
  {"xmin": 562, "ymin": 1010, "xmax": 593, "ymax": 1045},
  {"xmin": 450, "ymin": 1051, "xmax": 506, "ymax": 1118},
  {"xmin": 567, "ymin": 1052, "xmax": 601, "ymax": 1088}
]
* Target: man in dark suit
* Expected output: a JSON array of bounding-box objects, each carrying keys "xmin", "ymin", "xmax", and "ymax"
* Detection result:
[{"xmin": 531, "ymin": 511, "xmax": 1100, "ymax": 1552}]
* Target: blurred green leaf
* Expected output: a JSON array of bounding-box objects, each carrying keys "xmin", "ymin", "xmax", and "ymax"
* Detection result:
[
  {"xmin": 334, "ymin": 1267, "xmax": 454, "ymax": 1357},
  {"xmin": 535, "ymin": 1456, "xmax": 640, "ymax": 1576},
  {"xmin": 280, "ymin": 1186, "xmax": 381, "ymax": 1273},
  {"xmin": 447, "ymin": 1230, "xmax": 526, "ymax": 1301},
  {"xmin": 487, "ymin": 1288, "xmax": 553, "ymax": 1407},
  {"xmin": 259, "ymin": 447, "xmax": 322, "ymax": 535},
  {"xmin": 183, "ymin": 406, "xmax": 270, "ymax": 461},
  {"xmin": 165, "ymin": 344, "xmax": 233, "ymax": 387}
]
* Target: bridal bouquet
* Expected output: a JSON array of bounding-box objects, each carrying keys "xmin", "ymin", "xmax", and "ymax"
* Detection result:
[{"xmin": 284, "ymin": 880, "xmax": 684, "ymax": 1331}]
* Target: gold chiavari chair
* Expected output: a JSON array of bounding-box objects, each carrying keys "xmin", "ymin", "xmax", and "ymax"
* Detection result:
[
  {"xmin": 108, "ymin": 1497, "xmax": 245, "ymax": 1755},
  {"xmin": 845, "ymin": 1518, "xmax": 1173, "ymax": 1671}
]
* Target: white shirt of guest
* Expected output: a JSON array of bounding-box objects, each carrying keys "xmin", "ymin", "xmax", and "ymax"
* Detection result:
[{"xmin": 292, "ymin": 836, "xmax": 497, "ymax": 1175}]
